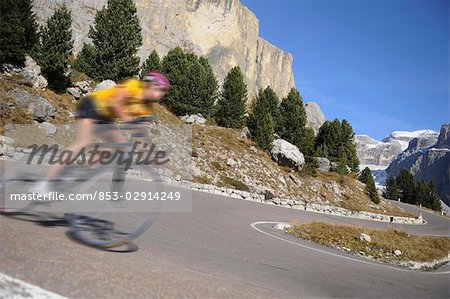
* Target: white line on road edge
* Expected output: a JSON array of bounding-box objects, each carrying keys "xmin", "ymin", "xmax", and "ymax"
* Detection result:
[
  {"xmin": 0, "ymin": 272, "xmax": 66, "ymax": 299},
  {"xmin": 250, "ymin": 221, "xmax": 450, "ymax": 275}
]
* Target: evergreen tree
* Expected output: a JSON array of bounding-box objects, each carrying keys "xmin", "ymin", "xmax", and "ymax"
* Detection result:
[
  {"xmin": 198, "ymin": 56, "xmax": 219, "ymax": 116},
  {"xmin": 277, "ymin": 88, "xmax": 307, "ymax": 146},
  {"xmin": 315, "ymin": 118, "xmax": 359, "ymax": 172},
  {"xmin": 247, "ymin": 89, "xmax": 274, "ymax": 150},
  {"xmin": 20, "ymin": 0, "xmax": 39, "ymax": 52},
  {"xmin": 76, "ymin": 0, "xmax": 142, "ymax": 81},
  {"xmin": 384, "ymin": 175, "xmax": 399, "ymax": 200},
  {"xmin": 315, "ymin": 119, "xmax": 342, "ymax": 160},
  {"xmin": 140, "ymin": 49, "xmax": 160, "ymax": 76},
  {"xmin": 359, "ymin": 167, "xmax": 372, "ymax": 184},
  {"xmin": 34, "ymin": 4, "xmax": 73, "ymax": 91},
  {"xmin": 426, "ymin": 181, "xmax": 442, "ymax": 211},
  {"xmin": 335, "ymin": 151, "xmax": 349, "ymax": 175},
  {"xmin": 263, "ymin": 86, "xmax": 280, "ymax": 130},
  {"xmin": 0, "ymin": 0, "xmax": 38, "ymax": 67},
  {"xmin": 215, "ymin": 66, "xmax": 247, "ymax": 129},
  {"xmin": 161, "ymin": 48, "xmax": 218, "ymax": 116},
  {"xmin": 73, "ymin": 43, "xmax": 97, "ymax": 76},
  {"xmin": 365, "ymin": 171, "xmax": 380, "ymax": 204},
  {"xmin": 396, "ymin": 169, "xmax": 415, "ymax": 204}
]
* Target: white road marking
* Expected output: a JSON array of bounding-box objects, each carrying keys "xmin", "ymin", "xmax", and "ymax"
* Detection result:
[
  {"xmin": 250, "ymin": 221, "xmax": 450, "ymax": 275},
  {"xmin": 0, "ymin": 272, "xmax": 66, "ymax": 299}
]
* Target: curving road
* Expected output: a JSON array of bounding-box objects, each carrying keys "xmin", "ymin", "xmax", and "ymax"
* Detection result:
[{"xmin": 1, "ymin": 190, "xmax": 449, "ymax": 298}]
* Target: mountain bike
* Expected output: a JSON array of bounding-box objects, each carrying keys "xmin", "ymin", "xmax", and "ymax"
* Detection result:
[{"xmin": 1, "ymin": 117, "xmax": 171, "ymax": 250}]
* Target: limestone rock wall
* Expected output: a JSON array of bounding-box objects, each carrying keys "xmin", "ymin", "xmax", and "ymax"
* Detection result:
[{"xmin": 32, "ymin": 0, "xmax": 295, "ymax": 98}]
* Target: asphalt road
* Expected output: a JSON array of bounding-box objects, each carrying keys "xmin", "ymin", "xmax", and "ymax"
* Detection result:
[{"xmin": 1, "ymin": 189, "xmax": 449, "ymax": 298}]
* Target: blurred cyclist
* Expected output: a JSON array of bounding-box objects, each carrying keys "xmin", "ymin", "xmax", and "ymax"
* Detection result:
[{"xmin": 34, "ymin": 72, "xmax": 170, "ymax": 193}]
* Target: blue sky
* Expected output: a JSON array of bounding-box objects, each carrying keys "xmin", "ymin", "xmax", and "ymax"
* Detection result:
[{"xmin": 241, "ymin": 0, "xmax": 449, "ymax": 140}]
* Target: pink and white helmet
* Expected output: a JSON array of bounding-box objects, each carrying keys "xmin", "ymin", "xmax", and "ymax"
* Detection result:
[{"xmin": 142, "ymin": 72, "xmax": 170, "ymax": 91}]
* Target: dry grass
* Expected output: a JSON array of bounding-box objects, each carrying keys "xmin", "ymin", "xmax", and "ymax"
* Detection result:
[
  {"xmin": 287, "ymin": 222, "xmax": 450, "ymax": 263},
  {"xmin": 218, "ymin": 176, "xmax": 249, "ymax": 191},
  {"xmin": 154, "ymin": 103, "xmax": 182, "ymax": 124}
]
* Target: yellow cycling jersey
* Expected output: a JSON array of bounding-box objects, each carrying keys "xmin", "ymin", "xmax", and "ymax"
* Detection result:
[{"xmin": 88, "ymin": 79, "xmax": 153, "ymax": 119}]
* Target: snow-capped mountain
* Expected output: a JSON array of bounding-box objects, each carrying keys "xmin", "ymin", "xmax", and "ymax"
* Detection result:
[{"xmin": 355, "ymin": 130, "xmax": 439, "ymax": 168}]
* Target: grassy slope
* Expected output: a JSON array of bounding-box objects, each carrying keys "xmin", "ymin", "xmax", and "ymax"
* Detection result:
[{"xmin": 287, "ymin": 222, "xmax": 450, "ymax": 264}]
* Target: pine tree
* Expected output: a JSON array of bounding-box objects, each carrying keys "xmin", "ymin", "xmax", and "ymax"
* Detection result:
[
  {"xmin": 35, "ymin": 4, "xmax": 73, "ymax": 91},
  {"xmin": 76, "ymin": 0, "xmax": 142, "ymax": 81},
  {"xmin": 396, "ymin": 169, "xmax": 415, "ymax": 204},
  {"xmin": 365, "ymin": 171, "xmax": 380, "ymax": 204},
  {"xmin": 359, "ymin": 167, "xmax": 372, "ymax": 184},
  {"xmin": 263, "ymin": 86, "xmax": 280, "ymax": 130},
  {"xmin": 161, "ymin": 48, "xmax": 218, "ymax": 116},
  {"xmin": 315, "ymin": 119, "xmax": 342, "ymax": 161},
  {"xmin": 315, "ymin": 118, "xmax": 359, "ymax": 172},
  {"xmin": 141, "ymin": 49, "xmax": 161, "ymax": 76},
  {"xmin": 197, "ymin": 56, "xmax": 219, "ymax": 116},
  {"xmin": 73, "ymin": 43, "xmax": 97, "ymax": 76},
  {"xmin": 247, "ymin": 89, "xmax": 274, "ymax": 150},
  {"xmin": 216, "ymin": 66, "xmax": 247, "ymax": 129},
  {"xmin": 20, "ymin": 0, "xmax": 39, "ymax": 52},
  {"xmin": 277, "ymin": 88, "xmax": 307, "ymax": 146},
  {"xmin": 426, "ymin": 181, "xmax": 442, "ymax": 211},
  {"xmin": 384, "ymin": 176, "xmax": 399, "ymax": 200},
  {"xmin": 0, "ymin": 0, "xmax": 38, "ymax": 67}
]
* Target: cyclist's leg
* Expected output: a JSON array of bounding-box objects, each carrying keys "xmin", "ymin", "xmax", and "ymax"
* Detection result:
[{"xmin": 43, "ymin": 118, "xmax": 95, "ymax": 181}]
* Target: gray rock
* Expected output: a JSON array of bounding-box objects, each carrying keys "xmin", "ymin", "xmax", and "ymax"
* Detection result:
[
  {"xmin": 274, "ymin": 223, "xmax": 292, "ymax": 230},
  {"xmin": 317, "ymin": 157, "xmax": 331, "ymax": 172},
  {"xmin": 239, "ymin": 127, "xmax": 250, "ymax": 139},
  {"xmin": 0, "ymin": 135, "xmax": 14, "ymax": 145},
  {"xmin": 181, "ymin": 114, "xmax": 206, "ymax": 125},
  {"xmin": 270, "ymin": 139, "xmax": 305, "ymax": 170},
  {"xmin": 67, "ymin": 87, "xmax": 81, "ymax": 99},
  {"xmin": 94, "ymin": 80, "xmax": 116, "ymax": 91},
  {"xmin": 3, "ymin": 55, "xmax": 48, "ymax": 89},
  {"xmin": 38, "ymin": 122, "xmax": 57, "ymax": 136},
  {"xmin": 435, "ymin": 124, "xmax": 450, "ymax": 149},
  {"xmin": 304, "ymin": 102, "xmax": 325, "ymax": 135},
  {"xmin": 6, "ymin": 89, "xmax": 56, "ymax": 122},
  {"xmin": 249, "ymin": 146, "xmax": 258, "ymax": 153},
  {"xmin": 0, "ymin": 135, "xmax": 15, "ymax": 157},
  {"xmin": 358, "ymin": 233, "xmax": 371, "ymax": 242},
  {"xmin": 289, "ymin": 173, "xmax": 301, "ymax": 186},
  {"xmin": 226, "ymin": 158, "xmax": 237, "ymax": 168},
  {"xmin": 394, "ymin": 250, "xmax": 402, "ymax": 256},
  {"xmin": 73, "ymin": 81, "xmax": 93, "ymax": 93}
]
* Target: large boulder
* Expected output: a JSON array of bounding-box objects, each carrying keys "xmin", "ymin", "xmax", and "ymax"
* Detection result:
[
  {"xmin": 304, "ymin": 102, "xmax": 325, "ymax": 135},
  {"xmin": 2, "ymin": 55, "xmax": 48, "ymax": 89},
  {"xmin": 94, "ymin": 80, "xmax": 116, "ymax": 91},
  {"xmin": 270, "ymin": 139, "xmax": 305, "ymax": 170},
  {"xmin": 6, "ymin": 89, "xmax": 56, "ymax": 122}
]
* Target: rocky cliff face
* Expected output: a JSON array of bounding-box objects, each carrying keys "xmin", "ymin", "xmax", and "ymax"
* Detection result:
[
  {"xmin": 355, "ymin": 130, "xmax": 439, "ymax": 167},
  {"xmin": 304, "ymin": 102, "xmax": 325, "ymax": 135},
  {"xmin": 32, "ymin": 0, "xmax": 295, "ymax": 98},
  {"xmin": 385, "ymin": 124, "xmax": 450, "ymax": 206}
]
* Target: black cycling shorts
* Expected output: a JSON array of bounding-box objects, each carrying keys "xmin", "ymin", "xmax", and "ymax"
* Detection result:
[{"xmin": 75, "ymin": 97, "xmax": 110, "ymax": 124}]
